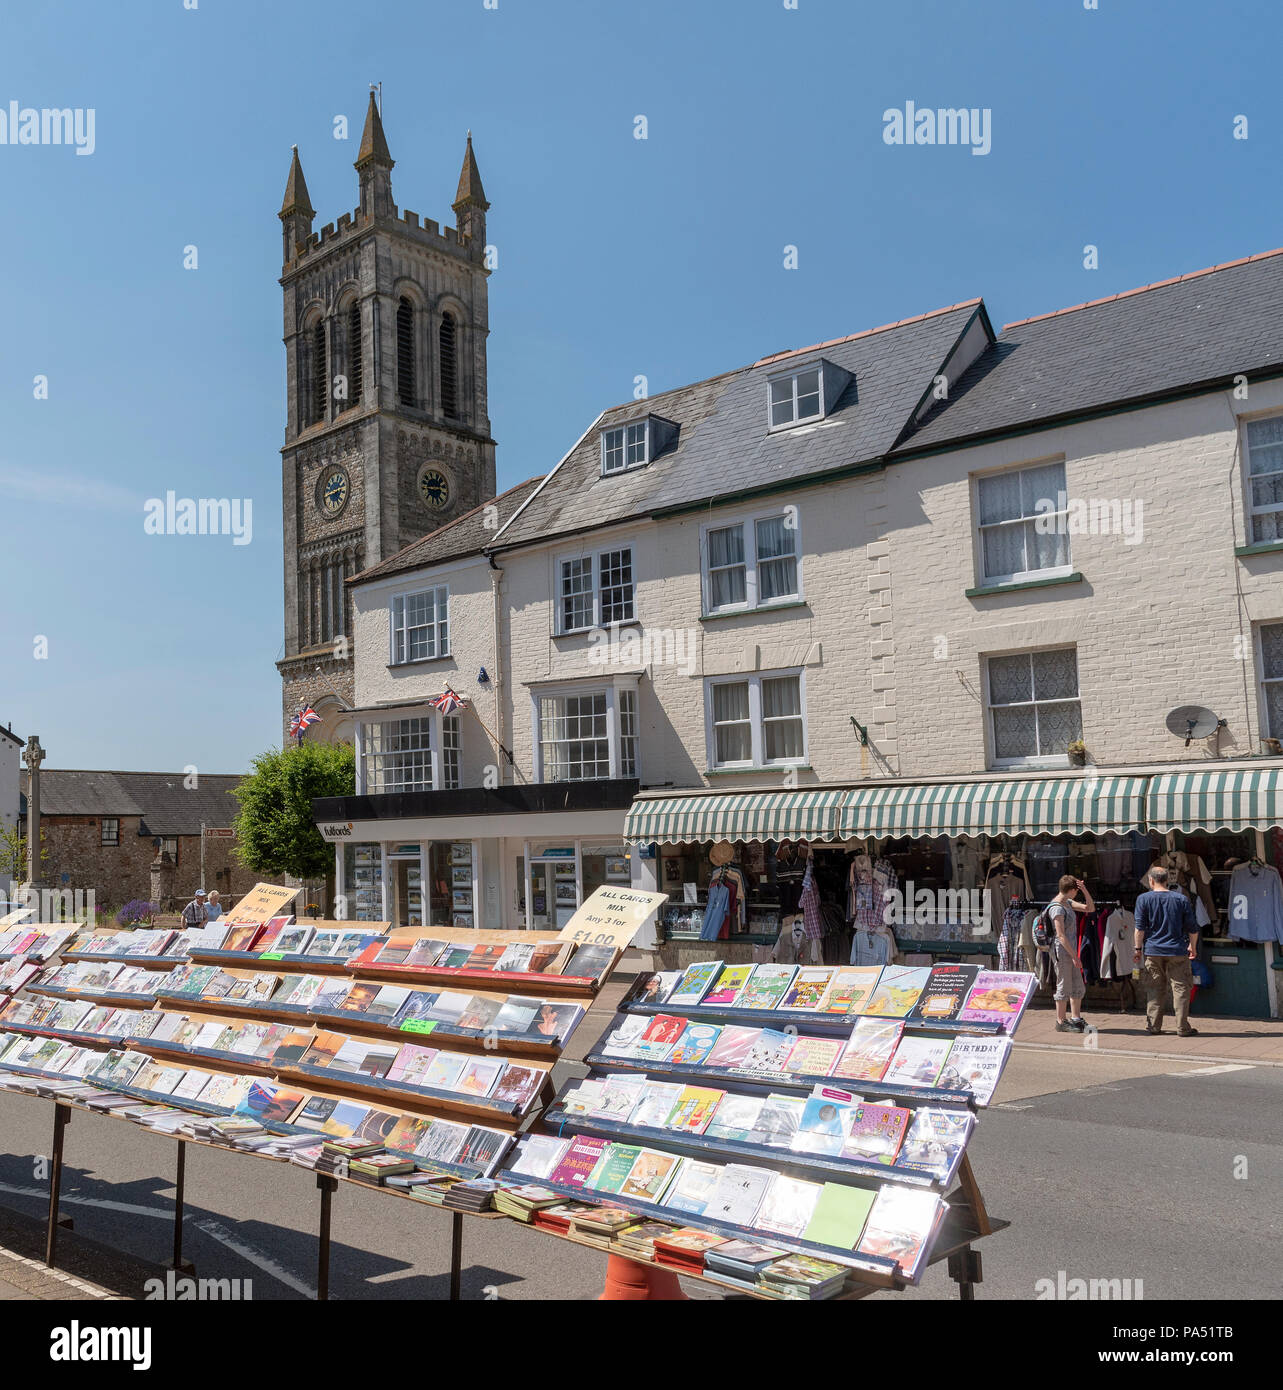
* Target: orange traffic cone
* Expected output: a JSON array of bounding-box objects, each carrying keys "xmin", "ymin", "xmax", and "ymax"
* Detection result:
[{"xmin": 599, "ymin": 1253, "xmax": 688, "ymax": 1300}]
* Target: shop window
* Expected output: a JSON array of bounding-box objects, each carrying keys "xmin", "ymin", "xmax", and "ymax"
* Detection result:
[
  {"xmin": 975, "ymin": 460, "xmax": 1070, "ymax": 586},
  {"xmin": 1246, "ymin": 417, "xmax": 1283, "ymax": 544},
  {"xmin": 100, "ymin": 817, "xmax": 119, "ymax": 847},
  {"xmin": 361, "ymin": 717, "xmax": 433, "ymax": 793},
  {"xmin": 343, "ymin": 842, "xmax": 384, "ymax": 922},
  {"xmin": 702, "ymin": 512, "xmax": 800, "ymax": 615},
  {"xmin": 985, "ymin": 647, "xmax": 1081, "ymax": 766},
  {"xmin": 535, "ymin": 685, "xmax": 638, "ymax": 782},
  {"xmin": 390, "ymin": 585, "xmax": 449, "ymax": 664},
  {"xmin": 706, "ymin": 671, "xmax": 806, "ymax": 769},
  {"xmin": 557, "ymin": 547, "xmax": 635, "ymax": 634}
]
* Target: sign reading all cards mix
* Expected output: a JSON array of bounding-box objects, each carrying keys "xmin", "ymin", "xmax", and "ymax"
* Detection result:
[
  {"xmin": 557, "ymin": 886, "xmax": 668, "ymax": 949},
  {"xmin": 226, "ymin": 882, "xmax": 303, "ymax": 926}
]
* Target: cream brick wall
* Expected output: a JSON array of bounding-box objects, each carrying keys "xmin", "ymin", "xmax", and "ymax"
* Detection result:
[
  {"xmin": 350, "ymin": 553, "xmax": 507, "ymax": 785},
  {"xmin": 353, "ymin": 380, "xmax": 1283, "ymax": 793},
  {"xmin": 887, "ymin": 378, "xmax": 1283, "ymax": 776},
  {"xmin": 497, "ymin": 485, "xmax": 889, "ymax": 790}
]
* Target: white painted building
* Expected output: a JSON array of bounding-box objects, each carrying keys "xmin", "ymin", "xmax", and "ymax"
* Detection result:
[{"xmin": 322, "ymin": 247, "xmax": 1283, "ymax": 1014}]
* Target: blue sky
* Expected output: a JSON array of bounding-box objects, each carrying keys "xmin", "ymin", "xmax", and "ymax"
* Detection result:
[{"xmin": 1, "ymin": 0, "xmax": 1279, "ymax": 773}]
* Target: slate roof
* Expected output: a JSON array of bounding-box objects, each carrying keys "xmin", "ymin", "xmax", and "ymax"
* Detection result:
[
  {"xmin": 23, "ymin": 770, "xmax": 246, "ymax": 834},
  {"xmin": 491, "ymin": 300, "xmax": 985, "ymax": 550},
  {"xmin": 0, "ymin": 726, "xmax": 21, "ymax": 748},
  {"xmin": 896, "ymin": 246, "xmax": 1283, "ymax": 454},
  {"xmin": 352, "ymin": 475, "xmax": 545, "ymax": 583}
]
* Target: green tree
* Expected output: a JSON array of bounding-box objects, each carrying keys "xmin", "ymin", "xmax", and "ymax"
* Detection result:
[
  {"xmin": 0, "ymin": 823, "xmax": 49, "ymax": 883},
  {"xmin": 230, "ymin": 742, "xmax": 355, "ymax": 883}
]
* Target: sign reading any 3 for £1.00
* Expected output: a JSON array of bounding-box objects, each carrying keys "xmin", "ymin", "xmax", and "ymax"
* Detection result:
[{"xmin": 556, "ymin": 885, "xmax": 669, "ymax": 949}]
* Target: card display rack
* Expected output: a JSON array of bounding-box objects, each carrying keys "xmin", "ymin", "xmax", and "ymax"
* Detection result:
[
  {"xmin": 0, "ymin": 897, "xmax": 627, "ymax": 1299},
  {"xmin": 501, "ymin": 964, "xmax": 1026, "ymax": 1300}
]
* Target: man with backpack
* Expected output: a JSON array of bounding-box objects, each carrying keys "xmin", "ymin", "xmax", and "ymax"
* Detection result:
[
  {"xmin": 1132, "ymin": 865, "xmax": 1199, "ymax": 1037},
  {"xmin": 1037, "ymin": 874, "xmax": 1093, "ymax": 1032}
]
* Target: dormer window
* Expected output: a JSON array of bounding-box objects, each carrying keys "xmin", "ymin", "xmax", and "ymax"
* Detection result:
[
  {"xmin": 599, "ymin": 413, "xmax": 679, "ymax": 476},
  {"xmin": 602, "ymin": 420, "xmax": 649, "ymax": 474},
  {"xmin": 766, "ymin": 358, "xmax": 852, "ymax": 431}
]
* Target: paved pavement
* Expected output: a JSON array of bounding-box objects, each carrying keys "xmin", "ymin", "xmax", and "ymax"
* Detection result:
[
  {"xmin": 1014, "ymin": 997, "xmax": 1283, "ymax": 1065},
  {"xmin": 1, "ymin": 974, "xmax": 1280, "ymax": 1300}
]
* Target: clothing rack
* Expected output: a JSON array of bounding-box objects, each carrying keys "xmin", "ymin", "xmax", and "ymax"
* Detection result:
[
  {"xmin": 1010, "ymin": 899, "xmax": 1121, "ymax": 911},
  {"xmin": 1008, "ymin": 899, "xmax": 1135, "ymax": 1013}
]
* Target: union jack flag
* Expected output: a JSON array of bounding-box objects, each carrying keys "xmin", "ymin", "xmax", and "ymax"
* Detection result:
[
  {"xmin": 290, "ymin": 706, "xmax": 322, "ymax": 739},
  {"xmin": 429, "ymin": 687, "xmax": 468, "ymax": 714}
]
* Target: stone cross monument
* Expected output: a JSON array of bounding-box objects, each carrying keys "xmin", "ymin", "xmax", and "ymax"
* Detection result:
[{"xmin": 22, "ymin": 734, "xmax": 46, "ymax": 892}]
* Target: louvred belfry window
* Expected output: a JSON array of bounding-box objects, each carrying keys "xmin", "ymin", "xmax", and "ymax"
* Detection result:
[
  {"xmin": 397, "ymin": 298, "xmax": 416, "ymax": 407},
  {"xmin": 439, "ymin": 312, "xmax": 459, "ymax": 418},
  {"xmin": 309, "ymin": 320, "xmax": 327, "ymax": 424},
  {"xmin": 347, "ymin": 301, "xmax": 362, "ymax": 407}
]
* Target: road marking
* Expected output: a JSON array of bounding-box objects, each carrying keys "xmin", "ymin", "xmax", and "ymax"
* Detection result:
[
  {"xmin": 193, "ymin": 1219, "xmax": 314, "ymax": 1299},
  {"xmin": 994, "ymin": 1102, "xmax": 1035, "ymax": 1110},
  {"xmin": 0, "ymin": 1183, "xmax": 168, "ymax": 1219},
  {"xmin": 1166, "ymin": 1063, "xmax": 1256, "ymax": 1077},
  {"xmin": 1015, "ymin": 1041, "xmax": 1283, "ymax": 1067}
]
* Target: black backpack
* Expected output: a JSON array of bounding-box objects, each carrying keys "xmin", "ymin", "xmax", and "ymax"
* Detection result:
[{"xmin": 1033, "ymin": 906, "xmax": 1058, "ymax": 950}]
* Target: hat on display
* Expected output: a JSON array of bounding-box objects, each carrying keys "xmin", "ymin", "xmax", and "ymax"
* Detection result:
[{"xmin": 709, "ymin": 842, "xmax": 736, "ymax": 867}]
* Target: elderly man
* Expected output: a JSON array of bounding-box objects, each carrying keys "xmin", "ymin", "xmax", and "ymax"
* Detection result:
[
  {"xmin": 1134, "ymin": 865, "xmax": 1200, "ymax": 1037},
  {"xmin": 181, "ymin": 888, "xmax": 208, "ymax": 933}
]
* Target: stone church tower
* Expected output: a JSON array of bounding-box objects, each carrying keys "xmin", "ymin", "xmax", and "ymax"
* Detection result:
[{"xmin": 276, "ymin": 92, "xmax": 496, "ymax": 740}]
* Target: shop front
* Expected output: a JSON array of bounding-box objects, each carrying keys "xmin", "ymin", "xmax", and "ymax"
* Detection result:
[
  {"xmin": 313, "ymin": 780, "xmax": 639, "ymax": 931},
  {"xmin": 625, "ymin": 766, "xmax": 1283, "ymax": 1018}
]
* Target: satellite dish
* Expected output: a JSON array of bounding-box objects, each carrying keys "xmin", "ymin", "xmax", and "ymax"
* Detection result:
[{"xmin": 1166, "ymin": 705, "xmax": 1225, "ymax": 747}]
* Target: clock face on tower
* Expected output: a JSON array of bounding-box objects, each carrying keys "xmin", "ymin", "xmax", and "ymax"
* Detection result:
[
  {"xmin": 418, "ymin": 465, "xmax": 450, "ymax": 510},
  {"xmin": 319, "ymin": 467, "xmax": 349, "ymax": 516}
]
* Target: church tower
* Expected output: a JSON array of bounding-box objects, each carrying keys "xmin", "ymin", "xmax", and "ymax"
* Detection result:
[{"xmin": 277, "ymin": 92, "xmax": 497, "ymax": 740}]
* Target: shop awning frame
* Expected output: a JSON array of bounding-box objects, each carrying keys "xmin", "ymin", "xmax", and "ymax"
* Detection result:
[
  {"xmin": 1146, "ymin": 768, "xmax": 1283, "ymax": 833},
  {"xmin": 624, "ymin": 789, "xmax": 848, "ymax": 845},
  {"xmin": 838, "ymin": 775, "xmax": 1150, "ymax": 839}
]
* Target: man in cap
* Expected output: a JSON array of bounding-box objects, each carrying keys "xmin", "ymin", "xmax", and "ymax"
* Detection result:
[{"xmin": 181, "ymin": 888, "xmax": 208, "ymax": 933}]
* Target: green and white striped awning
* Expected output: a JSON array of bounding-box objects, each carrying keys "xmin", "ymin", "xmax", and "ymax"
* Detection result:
[
  {"xmin": 624, "ymin": 789, "xmax": 847, "ymax": 845},
  {"xmin": 1147, "ymin": 768, "xmax": 1283, "ymax": 833},
  {"xmin": 838, "ymin": 775, "xmax": 1149, "ymax": 839}
]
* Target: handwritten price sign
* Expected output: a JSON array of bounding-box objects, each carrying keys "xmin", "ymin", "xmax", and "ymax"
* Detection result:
[{"xmin": 556, "ymin": 886, "xmax": 669, "ymax": 948}]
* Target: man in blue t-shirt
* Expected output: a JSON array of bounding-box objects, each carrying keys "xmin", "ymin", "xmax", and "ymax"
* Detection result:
[{"xmin": 1133, "ymin": 866, "xmax": 1199, "ymax": 1037}]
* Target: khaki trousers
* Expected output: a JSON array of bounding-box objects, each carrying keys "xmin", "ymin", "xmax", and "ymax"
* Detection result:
[{"xmin": 1143, "ymin": 954, "xmax": 1193, "ymax": 1032}]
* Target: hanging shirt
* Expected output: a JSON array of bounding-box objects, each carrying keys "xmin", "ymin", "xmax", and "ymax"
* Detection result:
[
  {"xmin": 799, "ymin": 860, "xmax": 825, "ymax": 941},
  {"xmin": 1227, "ymin": 862, "xmax": 1283, "ymax": 944},
  {"xmin": 1099, "ymin": 909, "xmax": 1136, "ymax": 978},
  {"xmin": 851, "ymin": 872, "xmax": 886, "ymax": 929},
  {"xmin": 850, "ymin": 925, "xmax": 893, "ymax": 968},
  {"xmin": 998, "ymin": 906, "xmax": 1024, "ymax": 970}
]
